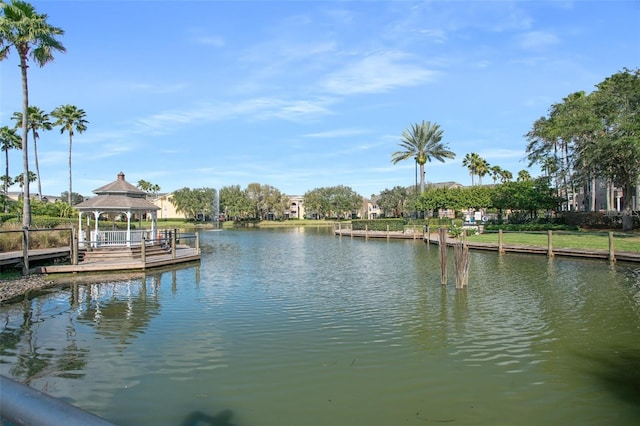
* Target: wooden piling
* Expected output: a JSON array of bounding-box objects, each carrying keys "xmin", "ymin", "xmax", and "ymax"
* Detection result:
[
  {"xmin": 439, "ymin": 227, "xmax": 447, "ymax": 286},
  {"xmin": 498, "ymin": 229, "xmax": 504, "ymax": 253},
  {"xmin": 454, "ymin": 240, "xmax": 470, "ymax": 289},
  {"xmin": 547, "ymin": 230, "xmax": 554, "ymax": 257},
  {"xmin": 609, "ymin": 231, "xmax": 616, "ymax": 263}
]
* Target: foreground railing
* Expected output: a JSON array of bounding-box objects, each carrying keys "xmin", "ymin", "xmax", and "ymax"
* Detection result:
[{"xmin": 0, "ymin": 375, "xmax": 115, "ymax": 426}]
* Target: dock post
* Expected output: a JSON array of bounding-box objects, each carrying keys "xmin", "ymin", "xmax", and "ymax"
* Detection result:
[
  {"xmin": 365, "ymin": 224, "xmax": 368, "ymax": 240},
  {"xmin": 71, "ymin": 227, "xmax": 78, "ymax": 265},
  {"xmin": 141, "ymin": 235, "xmax": 146, "ymax": 263},
  {"xmin": 608, "ymin": 232, "xmax": 616, "ymax": 263},
  {"xmin": 386, "ymin": 224, "xmax": 390, "ymax": 240},
  {"xmin": 439, "ymin": 227, "xmax": 448, "ymax": 286},
  {"xmin": 547, "ymin": 230, "xmax": 554, "ymax": 257},
  {"xmin": 498, "ymin": 229, "xmax": 504, "ymax": 253},
  {"xmin": 195, "ymin": 232, "xmax": 200, "ymax": 254},
  {"xmin": 171, "ymin": 229, "xmax": 177, "ymax": 259}
]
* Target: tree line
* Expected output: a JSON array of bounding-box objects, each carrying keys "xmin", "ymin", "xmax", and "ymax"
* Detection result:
[{"xmin": 169, "ymin": 184, "xmax": 363, "ymax": 221}]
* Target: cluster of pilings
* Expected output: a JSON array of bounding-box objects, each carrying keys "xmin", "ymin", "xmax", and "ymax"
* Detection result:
[{"xmin": 438, "ymin": 227, "xmax": 470, "ymax": 289}]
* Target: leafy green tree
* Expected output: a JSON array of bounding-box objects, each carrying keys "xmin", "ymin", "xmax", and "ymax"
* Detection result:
[
  {"xmin": 377, "ymin": 186, "xmax": 409, "ymax": 217},
  {"xmin": 491, "ymin": 179, "xmax": 560, "ymax": 220},
  {"xmin": 392, "ymin": 121, "xmax": 455, "ymax": 193},
  {"xmin": 51, "ymin": 104, "xmax": 88, "ymax": 205},
  {"xmin": 245, "ymin": 183, "xmax": 288, "ymax": 220},
  {"xmin": 12, "ymin": 106, "xmax": 52, "ymax": 200},
  {"xmin": 60, "ymin": 191, "xmax": 84, "ymax": 206},
  {"xmin": 170, "ymin": 187, "xmax": 215, "ymax": 220},
  {"xmin": 0, "ymin": 0, "xmax": 66, "ymax": 226},
  {"xmin": 219, "ymin": 185, "xmax": 253, "ymax": 220},
  {"xmin": 304, "ymin": 186, "xmax": 362, "ymax": 219},
  {"xmin": 580, "ymin": 68, "xmax": 640, "ymax": 230},
  {"xmin": 1, "ymin": 125, "xmax": 21, "ymax": 212}
]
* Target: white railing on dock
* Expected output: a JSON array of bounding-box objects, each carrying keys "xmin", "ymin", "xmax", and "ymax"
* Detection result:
[{"xmin": 85, "ymin": 230, "xmax": 158, "ymax": 248}]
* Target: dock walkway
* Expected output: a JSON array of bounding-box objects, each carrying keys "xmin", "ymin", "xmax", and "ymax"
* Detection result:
[
  {"xmin": 0, "ymin": 246, "xmax": 200, "ymax": 274},
  {"xmin": 334, "ymin": 229, "xmax": 640, "ymax": 263}
]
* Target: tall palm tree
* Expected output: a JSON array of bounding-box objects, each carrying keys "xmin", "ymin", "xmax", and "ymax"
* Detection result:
[
  {"xmin": 51, "ymin": 104, "xmax": 88, "ymax": 205},
  {"xmin": 517, "ymin": 169, "xmax": 532, "ymax": 182},
  {"xmin": 476, "ymin": 157, "xmax": 490, "ymax": 185},
  {"xmin": 0, "ymin": 126, "xmax": 21, "ymax": 212},
  {"xmin": 0, "ymin": 0, "xmax": 65, "ymax": 227},
  {"xmin": 462, "ymin": 152, "xmax": 480, "ymax": 185},
  {"xmin": 490, "ymin": 165, "xmax": 503, "ymax": 184},
  {"xmin": 392, "ymin": 121, "xmax": 455, "ymax": 193},
  {"xmin": 12, "ymin": 106, "xmax": 52, "ymax": 200},
  {"xmin": 501, "ymin": 169, "xmax": 513, "ymax": 183}
]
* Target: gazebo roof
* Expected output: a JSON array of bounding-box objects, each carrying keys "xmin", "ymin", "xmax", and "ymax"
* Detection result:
[{"xmin": 75, "ymin": 172, "xmax": 159, "ymax": 212}]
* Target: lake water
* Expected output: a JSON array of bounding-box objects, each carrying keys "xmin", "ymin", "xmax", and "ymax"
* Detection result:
[{"xmin": 1, "ymin": 227, "xmax": 640, "ymax": 425}]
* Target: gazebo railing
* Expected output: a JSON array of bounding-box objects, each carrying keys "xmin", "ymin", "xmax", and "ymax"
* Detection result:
[{"xmin": 83, "ymin": 230, "xmax": 158, "ymax": 248}]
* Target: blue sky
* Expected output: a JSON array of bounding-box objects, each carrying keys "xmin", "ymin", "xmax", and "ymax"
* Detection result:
[{"xmin": 1, "ymin": 0, "xmax": 638, "ymax": 199}]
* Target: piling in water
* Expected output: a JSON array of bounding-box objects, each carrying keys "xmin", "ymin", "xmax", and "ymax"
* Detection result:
[
  {"xmin": 438, "ymin": 227, "xmax": 447, "ymax": 286},
  {"xmin": 454, "ymin": 240, "xmax": 470, "ymax": 289}
]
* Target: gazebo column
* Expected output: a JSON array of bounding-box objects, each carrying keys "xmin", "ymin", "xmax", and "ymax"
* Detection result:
[
  {"xmin": 92, "ymin": 210, "xmax": 101, "ymax": 248},
  {"xmin": 77, "ymin": 212, "xmax": 84, "ymax": 247},
  {"xmin": 126, "ymin": 211, "xmax": 132, "ymax": 247},
  {"xmin": 151, "ymin": 211, "xmax": 157, "ymax": 244}
]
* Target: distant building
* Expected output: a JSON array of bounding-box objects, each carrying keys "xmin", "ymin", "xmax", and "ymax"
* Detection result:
[
  {"xmin": 152, "ymin": 193, "xmax": 187, "ymax": 220},
  {"xmin": 286, "ymin": 195, "xmax": 305, "ymax": 219}
]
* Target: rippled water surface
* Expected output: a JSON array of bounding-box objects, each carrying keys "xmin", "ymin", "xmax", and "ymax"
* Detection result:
[{"xmin": 2, "ymin": 227, "xmax": 640, "ymax": 425}]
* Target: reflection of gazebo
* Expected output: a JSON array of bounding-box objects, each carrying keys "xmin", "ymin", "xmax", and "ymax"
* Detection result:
[{"xmin": 74, "ymin": 172, "xmax": 159, "ymax": 247}]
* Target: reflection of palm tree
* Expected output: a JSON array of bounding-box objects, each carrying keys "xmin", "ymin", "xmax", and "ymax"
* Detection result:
[{"xmin": 392, "ymin": 121, "xmax": 455, "ymax": 193}]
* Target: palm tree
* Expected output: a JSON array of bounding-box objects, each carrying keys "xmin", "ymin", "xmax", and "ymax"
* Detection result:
[
  {"xmin": 476, "ymin": 157, "xmax": 490, "ymax": 185},
  {"xmin": 12, "ymin": 106, "xmax": 52, "ymax": 200},
  {"xmin": 14, "ymin": 171, "xmax": 36, "ymax": 197},
  {"xmin": 517, "ymin": 169, "xmax": 532, "ymax": 182},
  {"xmin": 490, "ymin": 165, "xmax": 503, "ymax": 184},
  {"xmin": 0, "ymin": 0, "xmax": 65, "ymax": 227},
  {"xmin": 51, "ymin": 104, "xmax": 88, "ymax": 205},
  {"xmin": 0, "ymin": 126, "xmax": 21, "ymax": 212},
  {"xmin": 392, "ymin": 121, "xmax": 455, "ymax": 193},
  {"xmin": 501, "ymin": 169, "xmax": 513, "ymax": 183},
  {"xmin": 462, "ymin": 152, "xmax": 480, "ymax": 185}
]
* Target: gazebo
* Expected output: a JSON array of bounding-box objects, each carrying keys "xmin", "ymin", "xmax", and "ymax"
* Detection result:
[{"xmin": 74, "ymin": 172, "xmax": 160, "ymax": 248}]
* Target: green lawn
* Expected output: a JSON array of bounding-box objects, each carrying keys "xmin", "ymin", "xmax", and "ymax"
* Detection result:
[{"xmin": 465, "ymin": 231, "xmax": 640, "ymax": 253}]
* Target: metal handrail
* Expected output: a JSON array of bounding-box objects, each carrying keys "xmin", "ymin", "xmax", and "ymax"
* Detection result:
[{"xmin": 0, "ymin": 374, "xmax": 115, "ymax": 425}]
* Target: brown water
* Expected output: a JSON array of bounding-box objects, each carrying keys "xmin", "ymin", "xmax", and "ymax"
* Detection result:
[{"xmin": 1, "ymin": 227, "xmax": 639, "ymax": 425}]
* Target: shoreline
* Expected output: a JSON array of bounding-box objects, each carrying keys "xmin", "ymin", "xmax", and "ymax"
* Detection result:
[{"xmin": 0, "ymin": 275, "xmax": 59, "ymax": 304}]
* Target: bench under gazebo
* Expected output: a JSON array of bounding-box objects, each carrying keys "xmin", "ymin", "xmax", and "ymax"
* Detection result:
[{"xmin": 74, "ymin": 172, "xmax": 159, "ymax": 248}]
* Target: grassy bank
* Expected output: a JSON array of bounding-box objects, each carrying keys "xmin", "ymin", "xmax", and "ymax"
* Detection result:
[{"xmin": 464, "ymin": 231, "xmax": 640, "ymax": 253}]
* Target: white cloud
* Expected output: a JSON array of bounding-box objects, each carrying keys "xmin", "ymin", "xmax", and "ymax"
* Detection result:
[
  {"xmin": 518, "ymin": 30, "xmax": 560, "ymax": 50},
  {"xmin": 322, "ymin": 50, "xmax": 438, "ymax": 95},
  {"xmin": 302, "ymin": 128, "xmax": 369, "ymax": 139}
]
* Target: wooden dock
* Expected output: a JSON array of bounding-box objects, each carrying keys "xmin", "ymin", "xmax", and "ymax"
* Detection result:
[
  {"xmin": 335, "ymin": 229, "xmax": 640, "ymax": 263},
  {"xmin": 0, "ymin": 246, "xmax": 200, "ymax": 274},
  {"xmin": 0, "ymin": 247, "xmax": 71, "ymax": 268},
  {"xmin": 37, "ymin": 246, "xmax": 200, "ymax": 274}
]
